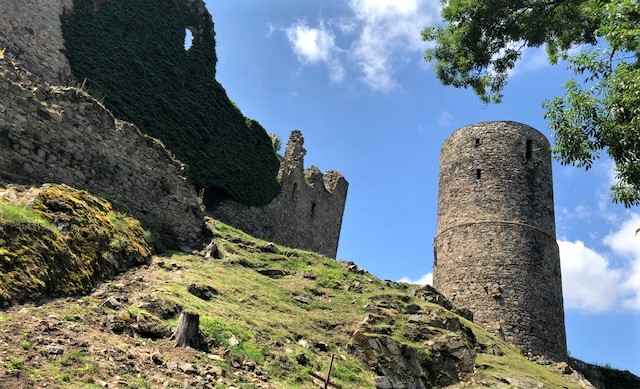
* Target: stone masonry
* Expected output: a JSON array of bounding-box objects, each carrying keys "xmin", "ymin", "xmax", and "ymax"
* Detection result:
[
  {"xmin": 0, "ymin": 0, "xmax": 74, "ymax": 85},
  {"xmin": 433, "ymin": 121, "xmax": 567, "ymax": 361},
  {"xmin": 0, "ymin": 60, "xmax": 206, "ymax": 246},
  {"xmin": 210, "ymin": 131, "xmax": 348, "ymax": 258}
]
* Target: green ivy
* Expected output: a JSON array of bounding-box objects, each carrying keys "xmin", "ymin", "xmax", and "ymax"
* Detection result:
[{"xmin": 61, "ymin": 0, "xmax": 281, "ymax": 206}]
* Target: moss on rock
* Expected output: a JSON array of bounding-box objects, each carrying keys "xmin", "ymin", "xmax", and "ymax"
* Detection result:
[{"xmin": 0, "ymin": 184, "xmax": 151, "ymax": 306}]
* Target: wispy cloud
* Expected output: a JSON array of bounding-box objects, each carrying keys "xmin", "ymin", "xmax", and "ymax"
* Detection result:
[
  {"xmin": 513, "ymin": 46, "xmax": 550, "ymax": 75},
  {"xmin": 437, "ymin": 111, "xmax": 455, "ymax": 127},
  {"xmin": 559, "ymin": 212, "xmax": 640, "ymax": 312},
  {"xmin": 348, "ymin": 0, "xmax": 439, "ymax": 91},
  {"xmin": 284, "ymin": 21, "xmax": 345, "ymax": 82},
  {"xmin": 280, "ymin": 0, "xmax": 441, "ymax": 91},
  {"xmin": 398, "ymin": 272, "xmax": 433, "ymax": 285}
]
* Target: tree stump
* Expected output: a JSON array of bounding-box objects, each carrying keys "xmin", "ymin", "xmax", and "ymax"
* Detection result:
[{"xmin": 171, "ymin": 311, "xmax": 201, "ymax": 348}]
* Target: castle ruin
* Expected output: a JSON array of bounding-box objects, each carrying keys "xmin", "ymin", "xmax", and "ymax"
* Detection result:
[
  {"xmin": 210, "ymin": 131, "xmax": 349, "ymax": 258},
  {"xmin": 0, "ymin": 62, "xmax": 206, "ymax": 247},
  {"xmin": 433, "ymin": 121, "xmax": 567, "ymax": 361}
]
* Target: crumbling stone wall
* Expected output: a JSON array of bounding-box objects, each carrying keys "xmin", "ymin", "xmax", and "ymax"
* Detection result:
[
  {"xmin": 0, "ymin": 61, "xmax": 205, "ymax": 247},
  {"xmin": 0, "ymin": 0, "xmax": 73, "ymax": 84},
  {"xmin": 433, "ymin": 121, "xmax": 567, "ymax": 361},
  {"xmin": 210, "ymin": 131, "xmax": 348, "ymax": 258}
]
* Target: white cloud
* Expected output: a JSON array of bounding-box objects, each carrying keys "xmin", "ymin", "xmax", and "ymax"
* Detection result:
[
  {"xmin": 603, "ymin": 213, "xmax": 640, "ymax": 309},
  {"xmin": 514, "ymin": 46, "xmax": 550, "ymax": 74},
  {"xmin": 284, "ymin": 21, "xmax": 345, "ymax": 82},
  {"xmin": 398, "ymin": 272, "xmax": 433, "ymax": 285},
  {"xmin": 350, "ymin": 0, "xmax": 420, "ymax": 21},
  {"xmin": 558, "ymin": 213, "xmax": 640, "ymax": 312},
  {"xmin": 558, "ymin": 240, "xmax": 623, "ymax": 312},
  {"xmin": 281, "ymin": 0, "xmax": 441, "ymax": 91},
  {"xmin": 348, "ymin": 0, "xmax": 440, "ymax": 91}
]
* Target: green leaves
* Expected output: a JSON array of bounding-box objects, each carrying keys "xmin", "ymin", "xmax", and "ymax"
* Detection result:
[{"xmin": 424, "ymin": 0, "xmax": 640, "ymax": 206}]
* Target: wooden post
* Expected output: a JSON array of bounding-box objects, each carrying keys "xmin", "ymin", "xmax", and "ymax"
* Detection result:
[
  {"xmin": 308, "ymin": 354, "xmax": 342, "ymax": 389},
  {"xmin": 325, "ymin": 354, "xmax": 335, "ymax": 389},
  {"xmin": 170, "ymin": 310, "xmax": 201, "ymax": 348}
]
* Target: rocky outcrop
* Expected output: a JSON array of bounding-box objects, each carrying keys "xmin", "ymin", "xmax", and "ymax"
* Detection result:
[
  {"xmin": 569, "ymin": 358, "xmax": 640, "ymax": 389},
  {"xmin": 0, "ymin": 60, "xmax": 206, "ymax": 247},
  {"xmin": 0, "ymin": 183, "xmax": 151, "ymax": 306},
  {"xmin": 210, "ymin": 131, "xmax": 348, "ymax": 258},
  {"xmin": 350, "ymin": 294, "xmax": 477, "ymax": 388}
]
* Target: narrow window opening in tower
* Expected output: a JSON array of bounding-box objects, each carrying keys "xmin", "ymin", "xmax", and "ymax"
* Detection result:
[
  {"xmin": 93, "ymin": 0, "xmax": 107, "ymax": 11},
  {"xmin": 184, "ymin": 28, "xmax": 194, "ymax": 50},
  {"xmin": 311, "ymin": 202, "xmax": 316, "ymax": 216},
  {"xmin": 291, "ymin": 182, "xmax": 298, "ymax": 200},
  {"xmin": 476, "ymin": 169, "xmax": 481, "ymax": 179},
  {"xmin": 475, "ymin": 138, "xmax": 481, "ymax": 147},
  {"xmin": 526, "ymin": 139, "xmax": 533, "ymax": 161}
]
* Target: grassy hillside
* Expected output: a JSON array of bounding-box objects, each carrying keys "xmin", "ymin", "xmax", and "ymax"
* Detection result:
[
  {"xmin": 61, "ymin": 0, "xmax": 281, "ymax": 206},
  {"xmin": 0, "ymin": 215, "xmax": 604, "ymax": 388}
]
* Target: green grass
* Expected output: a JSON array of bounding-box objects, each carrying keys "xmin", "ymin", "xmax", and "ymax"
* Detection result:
[
  {"xmin": 59, "ymin": 351, "xmax": 88, "ymax": 366},
  {"xmin": 0, "ymin": 201, "xmax": 59, "ymax": 234},
  {"xmin": 28, "ymin": 367, "xmax": 45, "ymax": 379},
  {"xmin": 200, "ymin": 316, "xmax": 265, "ymax": 364},
  {"xmin": 5, "ymin": 355, "xmax": 25, "ymax": 371},
  {"xmin": 122, "ymin": 374, "xmax": 151, "ymax": 389}
]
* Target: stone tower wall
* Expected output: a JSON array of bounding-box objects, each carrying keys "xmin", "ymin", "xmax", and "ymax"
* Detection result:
[
  {"xmin": 433, "ymin": 121, "xmax": 567, "ymax": 361},
  {"xmin": 210, "ymin": 131, "xmax": 348, "ymax": 258}
]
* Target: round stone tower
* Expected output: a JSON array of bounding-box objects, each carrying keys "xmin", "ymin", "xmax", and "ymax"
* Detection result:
[{"xmin": 433, "ymin": 121, "xmax": 567, "ymax": 361}]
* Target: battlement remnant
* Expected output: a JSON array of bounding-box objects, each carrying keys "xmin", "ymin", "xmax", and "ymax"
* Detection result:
[
  {"xmin": 433, "ymin": 121, "xmax": 567, "ymax": 361},
  {"xmin": 211, "ymin": 131, "xmax": 349, "ymax": 258}
]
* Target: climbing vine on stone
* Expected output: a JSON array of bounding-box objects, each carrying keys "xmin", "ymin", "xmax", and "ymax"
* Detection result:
[{"xmin": 61, "ymin": 0, "xmax": 281, "ymax": 206}]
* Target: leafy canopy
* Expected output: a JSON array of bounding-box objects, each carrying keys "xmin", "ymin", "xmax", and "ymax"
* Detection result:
[{"xmin": 423, "ymin": 0, "xmax": 640, "ymax": 206}]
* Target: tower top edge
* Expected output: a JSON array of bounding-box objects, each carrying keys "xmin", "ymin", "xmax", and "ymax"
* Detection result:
[{"xmin": 441, "ymin": 121, "xmax": 548, "ymax": 148}]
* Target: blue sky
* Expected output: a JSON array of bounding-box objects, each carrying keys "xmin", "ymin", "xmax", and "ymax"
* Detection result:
[{"xmin": 205, "ymin": 0, "xmax": 639, "ymax": 374}]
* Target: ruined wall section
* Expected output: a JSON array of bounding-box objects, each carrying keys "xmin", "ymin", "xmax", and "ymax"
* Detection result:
[
  {"xmin": 210, "ymin": 131, "xmax": 348, "ymax": 258},
  {"xmin": 0, "ymin": 61, "xmax": 206, "ymax": 246},
  {"xmin": 0, "ymin": 0, "xmax": 73, "ymax": 84},
  {"xmin": 433, "ymin": 121, "xmax": 567, "ymax": 361}
]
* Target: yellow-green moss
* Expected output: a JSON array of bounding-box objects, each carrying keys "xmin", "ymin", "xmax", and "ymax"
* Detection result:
[{"xmin": 0, "ymin": 184, "xmax": 151, "ymax": 307}]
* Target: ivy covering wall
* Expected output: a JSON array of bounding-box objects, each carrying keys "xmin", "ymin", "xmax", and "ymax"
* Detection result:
[{"xmin": 61, "ymin": 0, "xmax": 281, "ymax": 206}]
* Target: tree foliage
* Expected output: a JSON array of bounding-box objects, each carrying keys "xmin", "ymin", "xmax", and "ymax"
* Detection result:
[{"xmin": 424, "ymin": 0, "xmax": 640, "ymax": 206}]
